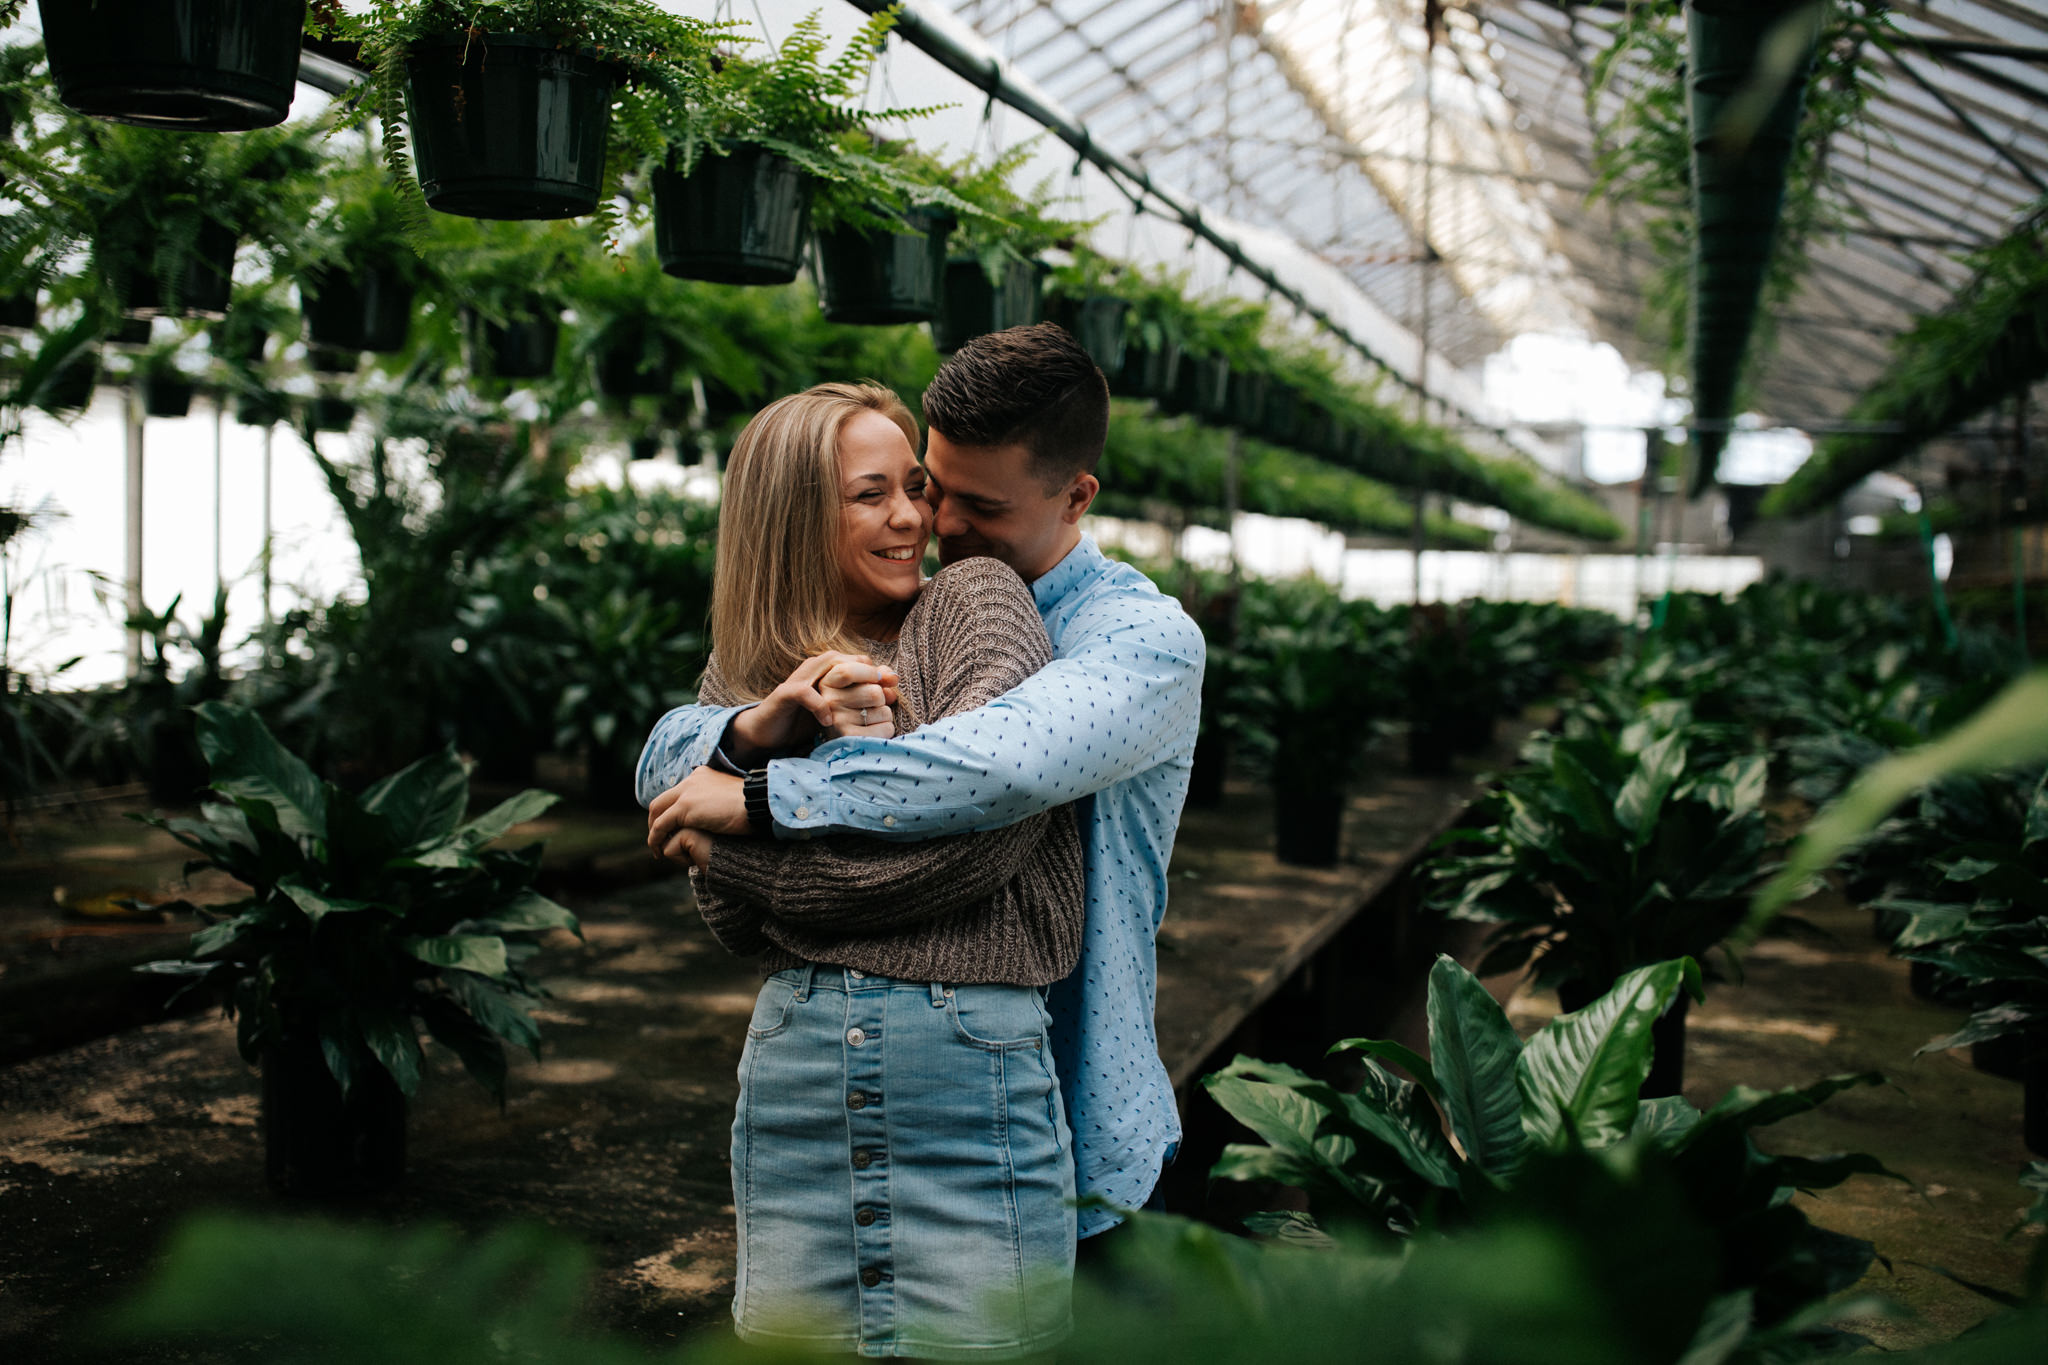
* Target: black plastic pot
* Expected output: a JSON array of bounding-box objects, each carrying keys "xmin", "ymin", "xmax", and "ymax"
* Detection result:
[
  {"xmin": 593, "ymin": 321, "xmax": 680, "ymax": 399},
  {"xmin": 234, "ymin": 390, "xmax": 288, "ymax": 426},
  {"xmin": 308, "ymin": 344, "xmax": 360, "ymax": 376},
  {"xmin": 405, "ymin": 35, "xmax": 616, "ymax": 221},
  {"xmin": 213, "ymin": 321, "xmax": 268, "ymax": 367},
  {"xmin": 1187, "ymin": 726, "xmax": 1228, "ymax": 809},
  {"xmin": 1972, "ymin": 1032, "xmax": 2030, "ymax": 1082},
  {"xmin": 1559, "ymin": 983, "xmax": 1690, "ymax": 1099},
  {"xmin": 1295, "ymin": 402, "xmax": 1341, "ymax": 457},
  {"xmin": 142, "ymin": 373, "xmax": 197, "ymax": 419},
  {"xmin": 811, "ymin": 209, "xmax": 955, "ymax": 326},
  {"xmin": 1161, "ymin": 352, "xmax": 1229, "ymax": 420},
  {"xmin": 1048, "ymin": 295, "xmax": 1130, "ymax": 377},
  {"xmin": 1226, "ymin": 368, "xmax": 1270, "ymax": 430},
  {"xmin": 302, "ymin": 266, "xmax": 414, "ymax": 353},
  {"xmin": 653, "ymin": 144, "xmax": 814, "ymax": 284},
  {"xmin": 109, "ymin": 317, "xmax": 154, "ymax": 350},
  {"xmin": 1110, "ymin": 341, "xmax": 1179, "ymax": 401},
  {"xmin": 931, "ymin": 257, "xmax": 1045, "ymax": 353},
  {"xmin": 1272, "ymin": 766, "xmax": 1345, "ymax": 867},
  {"xmin": 262, "ymin": 1032, "xmax": 407, "ymax": 1197},
  {"xmin": 464, "ymin": 306, "xmax": 560, "ymax": 381},
  {"xmin": 40, "ymin": 0, "xmax": 306, "ymax": 131},
  {"xmin": 0, "ymin": 289, "xmax": 36, "ymax": 333},
  {"xmin": 123, "ymin": 219, "xmax": 238, "ymax": 320},
  {"xmin": 1406, "ymin": 720, "xmax": 1457, "ymax": 777},
  {"xmin": 41, "ymin": 354, "xmax": 100, "ymax": 412},
  {"xmin": 1261, "ymin": 383, "xmax": 1303, "ymax": 446},
  {"xmin": 629, "ymin": 434, "xmax": 663, "ymax": 462},
  {"xmin": 307, "ymin": 396, "xmax": 356, "ymax": 433}
]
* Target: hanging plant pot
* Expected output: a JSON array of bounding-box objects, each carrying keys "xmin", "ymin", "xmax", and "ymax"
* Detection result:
[
  {"xmin": 214, "ymin": 321, "xmax": 268, "ymax": 367},
  {"xmin": 931, "ymin": 257, "xmax": 1046, "ymax": 353},
  {"xmin": 1226, "ymin": 368, "xmax": 1269, "ymax": 430},
  {"xmin": 0, "ymin": 289, "xmax": 37, "ymax": 333},
  {"xmin": 593, "ymin": 321, "xmax": 681, "ymax": 399},
  {"xmin": 307, "ymin": 396, "xmax": 357, "ymax": 433},
  {"xmin": 1271, "ymin": 750, "xmax": 1345, "ymax": 867},
  {"xmin": 1295, "ymin": 402, "xmax": 1341, "ymax": 457},
  {"xmin": 40, "ymin": 353, "xmax": 100, "ymax": 412},
  {"xmin": 1260, "ymin": 383, "xmax": 1303, "ymax": 446},
  {"xmin": 1048, "ymin": 295, "xmax": 1130, "ymax": 376},
  {"xmin": 1161, "ymin": 351, "xmax": 1229, "ymax": 419},
  {"xmin": 301, "ymin": 266, "xmax": 414, "ymax": 353},
  {"xmin": 234, "ymin": 390, "xmax": 288, "ymax": 426},
  {"xmin": 811, "ymin": 208, "xmax": 955, "ymax": 326},
  {"xmin": 1559, "ymin": 982, "xmax": 1690, "ymax": 1098},
  {"xmin": 653, "ymin": 143, "xmax": 815, "ymax": 284},
  {"xmin": 1110, "ymin": 340, "xmax": 1180, "ymax": 401},
  {"xmin": 141, "ymin": 373, "xmax": 197, "ymax": 419},
  {"xmin": 262, "ymin": 1031, "xmax": 407, "ymax": 1196},
  {"xmin": 122, "ymin": 219, "xmax": 239, "ymax": 320},
  {"xmin": 39, "ymin": 0, "xmax": 307, "ymax": 131},
  {"xmin": 464, "ymin": 306, "xmax": 560, "ymax": 381},
  {"xmin": 629, "ymin": 433, "xmax": 663, "ymax": 462},
  {"xmin": 308, "ymin": 344, "xmax": 360, "ymax": 376},
  {"xmin": 404, "ymin": 35, "xmax": 616, "ymax": 221},
  {"xmin": 108, "ymin": 317, "xmax": 154, "ymax": 350}
]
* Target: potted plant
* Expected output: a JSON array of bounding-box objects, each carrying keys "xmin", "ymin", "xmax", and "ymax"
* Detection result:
[
  {"xmin": 1400, "ymin": 602, "xmax": 1507, "ymax": 775},
  {"xmin": 1230, "ymin": 575, "xmax": 1393, "ymax": 866},
  {"xmin": 306, "ymin": 392, "xmax": 357, "ymax": 434},
  {"xmin": 135, "ymin": 344, "xmax": 199, "ymax": 418},
  {"xmin": 1427, "ymin": 710, "xmax": 1770, "ymax": 1096},
  {"xmin": 564, "ymin": 243, "xmax": 706, "ymax": 402},
  {"xmin": 140, "ymin": 702, "xmax": 579, "ymax": 1195},
  {"xmin": 809, "ymin": 129, "xmax": 1001, "ymax": 327},
  {"xmin": 1044, "ymin": 247, "xmax": 1133, "ymax": 376},
  {"xmin": 650, "ymin": 11, "xmax": 904, "ymax": 284},
  {"xmin": 35, "ymin": 0, "xmax": 309, "ymax": 131},
  {"xmin": 339, "ymin": 1, "xmax": 720, "ymax": 222},
  {"xmin": 928, "ymin": 143, "xmax": 1089, "ymax": 352},
  {"xmin": 429, "ymin": 217, "xmax": 590, "ymax": 381},
  {"xmin": 300, "ymin": 164, "xmax": 426, "ymax": 353}
]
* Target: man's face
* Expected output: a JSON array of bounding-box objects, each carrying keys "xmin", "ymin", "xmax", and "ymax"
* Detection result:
[{"xmin": 923, "ymin": 432, "xmax": 1096, "ymax": 581}]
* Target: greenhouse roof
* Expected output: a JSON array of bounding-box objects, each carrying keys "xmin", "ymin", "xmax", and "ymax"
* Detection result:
[{"xmin": 948, "ymin": 0, "xmax": 2048, "ymax": 439}]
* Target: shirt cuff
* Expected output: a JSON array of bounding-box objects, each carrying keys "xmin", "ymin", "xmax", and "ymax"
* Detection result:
[{"xmin": 766, "ymin": 755, "xmax": 835, "ymax": 840}]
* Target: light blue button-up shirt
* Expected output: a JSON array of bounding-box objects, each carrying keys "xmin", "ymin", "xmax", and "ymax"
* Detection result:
[{"xmin": 636, "ymin": 536, "xmax": 1204, "ymax": 1235}]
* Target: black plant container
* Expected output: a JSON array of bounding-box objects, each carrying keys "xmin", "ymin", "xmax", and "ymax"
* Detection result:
[
  {"xmin": 405, "ymin": 35, "xmax": 615, "ymax": 221},
  {"xmin": 41, "ymin": 354, "xmax": 100, "ymax": 412},
  {"xmin": 302, "ymin": 266, "xmax": 414, "ymax": 353},
  {"xmin": 1271, "ymin": 752, "xmax": 1345, "ymax": 867},
  {"xmin": 1161, "ymin": 351, "xmax": 1229, "ymax": 420},
  {"xmin": 1406, "ymin": 720, "xmax": 1457, "ymax": 777},
  {"xmin": 1973, "ymin": 1032, "xmax": 2030, "ymax": 1082},
  {"xmin": 653, "ymin": 144, "xmax": 814, "ymax": 284},
  {"xmin": 40, "ymin": 0, "xmax": 306, "ymax": 131},
  {"xmin": 307, "ymin": 396, "xmax": 356, "ymax": 433},
  {"xmin": 1559, "ymin": 982, "xmax": 1690, "ymax": 1099},
  {"xmin": 262, "ymin": 1033, "xmax": 407, "ymax": 1197},
  {"xmin": 1048, "ymin": 295, "xmax": 1130, "ymax": 376},
  {"xmin": 465, "ymin": 307, "xmax": 560, "ymax": 381},
  {"xmin": 1110, "ymin": 341, "xmax": 1179, "ymax": 401},
  {"xmin": 142, "ymin": 373, "xmax": 198, "ymax": 419},
  {"xmin": 593, "ymin": 321, "xmax": 679, "ymax": 399},
  {"xmin": 931, "ymin": 258, "xmax": 1045, "ymax": 353},
  {"xmin": 0, "ymin": 289, "xmax": 37, "ymax": 333},
  {"xmin": 235, "ymin": 390, "xmax": 288, "ymax": 426},
  {"xmin": 811, "ymin": 209, "xmax": 954, "ymax": 326},
  {"xmin": 109, "ymin": 317, "xmax": 154, "ymax": 350},
  {"xmin": 1226, "ymin": 368, "xmax": 1269, "ymax": 430},
  {"xmin": 308, "ymin": 344, "xmax": 361, "ymax": 376},
  {"xmin": 629, "ymin": 434, "xmax": 663, "ymax": 462},
  {"xmin": 1187, "ymin": 726, "xmax": 1228, "ymax": 809},
  {"xmin": 123, "ymin": 219, "xmax": 239, "ymax": 320}
]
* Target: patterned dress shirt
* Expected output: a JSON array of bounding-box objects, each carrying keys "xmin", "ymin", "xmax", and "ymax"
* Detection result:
[{"xmin": 636, "ymin": 536, "xmax": 1205, "ymax": 1235}]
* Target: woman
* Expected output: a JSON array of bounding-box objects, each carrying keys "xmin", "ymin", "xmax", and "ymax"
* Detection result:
[{"xmin": 672, "ymin": 382, "xmax": 1084, "ymax": 1359}]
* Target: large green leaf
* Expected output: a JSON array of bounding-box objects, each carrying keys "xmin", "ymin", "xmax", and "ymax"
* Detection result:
[
  {"xmin": 1326, "ymin": 1036, "xmax": 1441, "ymax": 1103},
  {"xmin": 1423, "ymin": 955, "xmax": 1528, "ymax": 1181},
  {"xmin": 193, "ymin": 702, "xmax": 327, "ymax": 840},
  {"xmin": 455, "ymin": 789, "xmax": 559, "ymax": 849},
  {"xmin": 359, "ymin": 746, "xmax": 472, "ymax": 849},
  {"xmin": 1614, "ymin": 730, "xmax": 1688, "ymax": 847},
  {"xmin": 416, "ymin": 995, "xmax": 508, "ymax": 1105},
  {"xmin": 471, "ymin": 891, "xmax": 580, "ymax": 938},
  {"xmin": 1518, "ymin": 959, "xmax": 1699, "ymax": 1150},
  {"xmin": 1684, "ymin": 1072, "xmax": 1886, "ymax": 1141},
  {"xmin": 402, "ymin": 934, "xmax": 510, "ymax": 980},
  {"xmin": 356, "ymin": 1005, "xmax": 423, "ymax": 1098},
  {"xmin": 446, "ymin": 971, "xmax": 542, "ymax": 1056},
  {"xmin": 278, "ymin": 879, "xmax": 384, "ymax": 925}
]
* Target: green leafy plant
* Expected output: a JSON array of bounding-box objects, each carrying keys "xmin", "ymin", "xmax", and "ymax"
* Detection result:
[
  {"xmin": 140, "ymin": 702, "xmax": 578, "ymax": 1104},
  {"xmin": 1429, "ymin": 708, "xmax": 1770, "ymax": 995},
  {"xmin": 1207, "ymin": 956, "xmax": 1891, "ymax": 1349}
]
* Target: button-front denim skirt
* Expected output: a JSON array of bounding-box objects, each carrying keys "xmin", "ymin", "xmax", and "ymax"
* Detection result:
[{"xmin": 731, "ymin": 965, "xmax": 1076, "ymax": 1359}]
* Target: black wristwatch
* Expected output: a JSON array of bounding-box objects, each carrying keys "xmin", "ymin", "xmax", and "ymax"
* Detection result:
[{"xmin": 741, "ymin": 767, "xmax": 773, "ymax": 836}]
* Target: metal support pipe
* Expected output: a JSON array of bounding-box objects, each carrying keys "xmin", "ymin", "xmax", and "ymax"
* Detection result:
[
  {"xmin": 212, "ymin": 399, "xmax": 224, "ymax": 596},
  {"xmin": 841, "ymin": 0, "xmax": 1502, "ymax": 433},
  {"xmin": 124, "ymin": 387, "xmax": 144, "ymax": 679},
  {"xmin": 261, "ymin": 423, "xmax": 274, "ymax": 632}
]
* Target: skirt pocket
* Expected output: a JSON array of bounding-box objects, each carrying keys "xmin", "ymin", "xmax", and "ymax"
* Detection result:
[{"xmin": 946, "ymin": 983, "xmax": 1052, "ymax": 1051}]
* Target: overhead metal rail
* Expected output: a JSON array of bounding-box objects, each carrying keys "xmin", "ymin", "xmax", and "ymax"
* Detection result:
[{"xmin": 840, "ymin": 0, "xmax": 1510, "ymax": 435}]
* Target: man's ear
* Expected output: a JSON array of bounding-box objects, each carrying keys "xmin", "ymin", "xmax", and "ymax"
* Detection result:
[{"xmin": 1061, "ymin": 473, "xmax": 1100, "ymax": 525}]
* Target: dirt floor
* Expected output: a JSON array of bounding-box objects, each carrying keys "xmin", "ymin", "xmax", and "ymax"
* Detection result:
[{"xmin": 1, "ymin": 761, "xmax": 2041, "ymax": 1361}]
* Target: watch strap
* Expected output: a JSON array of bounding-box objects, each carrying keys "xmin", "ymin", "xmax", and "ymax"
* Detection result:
[{"xmin": 741, "ymin": 767, "xmax": 773, "ymax": 836}]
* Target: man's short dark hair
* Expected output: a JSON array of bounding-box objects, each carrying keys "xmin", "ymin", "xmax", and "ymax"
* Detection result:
[{"xmin": 921, "ymin": 322, "xmax": 1110, "ymax": 489}]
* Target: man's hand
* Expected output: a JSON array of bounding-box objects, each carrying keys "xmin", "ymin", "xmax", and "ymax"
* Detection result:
[
  {"xmin": 648, "ymin": 767, "xmax": 749, "ymax": 861},
  {"xmin": 728, "ymin": 651, "xmax": 899, "ymax": 763}
]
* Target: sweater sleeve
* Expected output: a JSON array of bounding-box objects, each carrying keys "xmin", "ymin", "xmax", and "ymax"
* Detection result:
[{"xmin": 700, "ymin": 559, "xmax": 1062, "ymax": 929}]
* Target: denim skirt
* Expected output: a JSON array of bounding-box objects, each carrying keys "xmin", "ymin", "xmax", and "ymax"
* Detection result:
[{"xmin": 731, "ymin": 965, "xmax": 1076, "ymax": 1359}]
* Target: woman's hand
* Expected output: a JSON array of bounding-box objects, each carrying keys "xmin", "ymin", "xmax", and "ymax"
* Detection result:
[
  {"xmin": 728, "ymin": 650, "xmax": 899, "ymax": 760},
  {"xmin": 672, "ymin": 827, "xmax": 714, "ymax": 872}
]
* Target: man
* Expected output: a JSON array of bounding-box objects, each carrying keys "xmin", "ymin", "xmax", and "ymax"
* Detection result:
[{"xmin": 639, "ymin": 323, "xmax": 1203, "ymax": 1241}]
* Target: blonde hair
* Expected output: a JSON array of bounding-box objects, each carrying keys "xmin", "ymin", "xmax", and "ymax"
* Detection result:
[{"xmin": 709, "ymin": 381, "xmax": 922, "ymax": 701}]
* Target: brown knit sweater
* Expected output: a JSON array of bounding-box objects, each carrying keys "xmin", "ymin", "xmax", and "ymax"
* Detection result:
[{"xmin": 690, "ymin": 556, "xmax": 1085, "ymax": 986}]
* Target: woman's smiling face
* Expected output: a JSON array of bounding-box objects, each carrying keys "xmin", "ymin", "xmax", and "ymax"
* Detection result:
[{"xmin": 833, "ymin": 408, "xmax": 932, "ymax": 626}]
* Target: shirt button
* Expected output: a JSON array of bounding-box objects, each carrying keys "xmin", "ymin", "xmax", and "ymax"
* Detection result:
[
  {"xmin": 860, "ymin": 1268, "xmax": 882, "ymax": 1288},
  {"xmin": 847, "ymin": 1093, "xmax": 868, "ymax": 1110},
  {"xmin": 846, "ymin": 1027, "xmax": 867, "ymax": 1047},
  {"xmin": 794, "ymin": 806, "xmax": 810, "ymax": 820},
  {"xmin": 883, "ymin": 815, "xmax": 897, "ymax": 827},
  {"xmin": 852, "ymin": 1150, "xmax": 874, "ymax": 1169},
  {"xmin": 855, "ymin": 1208, "xmax": 877, "ymax": 1227}
]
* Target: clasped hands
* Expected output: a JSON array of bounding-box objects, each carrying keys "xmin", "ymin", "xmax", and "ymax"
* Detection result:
[{"xmin": 646, "ymin": 650, "xmax": 899, "ymax": 870}]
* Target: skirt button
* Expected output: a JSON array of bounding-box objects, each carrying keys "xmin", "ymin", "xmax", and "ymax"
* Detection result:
[
  {"xmin": 847, "ymin": 1027, "xmax": 867, "ymax": 1047},
  {"xmin": 860, "ymin": 1267, "xmax": 882, "ymax": 1288},
  {"xmin": 856, "ymin": 1208, "xmax": 877, "ymax": 1227}
]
